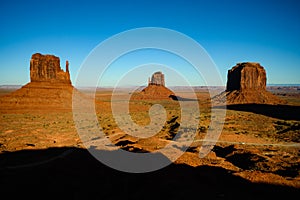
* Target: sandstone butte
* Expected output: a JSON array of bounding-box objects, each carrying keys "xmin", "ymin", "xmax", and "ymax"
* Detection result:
[
  {"xmin": 132, "ymin": 71, "xmax": 175, "ymax": 100},
  {"xmin": 213, "ymin": 62, "xmax": 285, "ymax": 105},
  {"xmin": 30, "ymin": 53, "xmax": 71, "ymax": 84},
  {"xmin": 0, "ymin": 53, "xmax": 76, "ymax": 111}
]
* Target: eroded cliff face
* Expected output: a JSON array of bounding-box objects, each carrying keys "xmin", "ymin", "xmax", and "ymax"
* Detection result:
[
  {"xmin": 30, "ymin": 53, "xmax": 71, "ymax": 84},
  {"xmin": 148, "ymin": 71, "xmax": 165, "ymax": 86},
  {"xmin": 226, "ymin": 62, "xmax": 266, "ymax": 92},
  {"xmin": 0, "ymin": 53, "xmax": 75, "ymax": 110},
  {"xmin": 214, "ymin": 62, "xmax": 285, "ymax": 105}
]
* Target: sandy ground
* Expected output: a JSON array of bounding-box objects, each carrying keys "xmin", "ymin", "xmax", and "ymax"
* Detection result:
[{"xmin": 0, "ymin": 86, "xmax": 299, "ymax": 199}]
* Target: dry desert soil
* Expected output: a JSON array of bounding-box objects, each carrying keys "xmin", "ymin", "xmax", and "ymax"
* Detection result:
[{"xmin": 0, "ymin": 86, "xmax": 299, "ymax": 199}]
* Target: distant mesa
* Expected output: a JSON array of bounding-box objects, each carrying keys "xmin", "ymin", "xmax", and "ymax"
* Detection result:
[
  {"xmin": 226, "ymin": 62, "xmax": 266, "ymax": 92},
  {"xmin": 0, "ymin": 53, "xmax": 76, "ymax": 110},
  {"xmin": 132, "ymin": 71, "xmax": 175, "ymax": 100},
  {"xmin": 148, "ymin": 71, "xmax": 165, "ymax": 86},
  {"xmin": 214, "ymin": 62, "xmax": 285, "ymax": 105}
]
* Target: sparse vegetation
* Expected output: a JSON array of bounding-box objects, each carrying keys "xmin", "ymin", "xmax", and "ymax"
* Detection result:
[{"xmin": 0, "ymin": 87, "xmax": 300, "ymax": 187}]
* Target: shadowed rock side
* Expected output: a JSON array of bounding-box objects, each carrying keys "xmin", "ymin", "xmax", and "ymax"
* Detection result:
[
  {"xmin": 227, "ymin": 62, "xmax": 266, "ymax": 91},
  {"xmin": 213, "ymin": 62, "xmax": 285, "ymax": 105},
  {"xmin": 0, "ymin": 53, "xmax": 77, "ymax": 111}
]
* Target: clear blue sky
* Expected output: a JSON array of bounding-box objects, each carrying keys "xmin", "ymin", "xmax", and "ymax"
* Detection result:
[{"xmin": 0, "ymin": 0, "xmax": 299, "ymax": 86}]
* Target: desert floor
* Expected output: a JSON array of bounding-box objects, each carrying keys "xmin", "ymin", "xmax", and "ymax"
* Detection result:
[{"xmin": 0, "ymin": 86, "xmax": 299, "ymax": 199}]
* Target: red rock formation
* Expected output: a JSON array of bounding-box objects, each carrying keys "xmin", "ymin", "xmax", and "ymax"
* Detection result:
[
  {"xmin": 214, "ymin": 62, "xmax": 285, "ymax": 105},
  {"xmin": 226, "ymin": 62, "xmax": 266, "ymax": 91},
  {"xmin": 30, "ymin": 53, "xmax": 71, "ymax": 84},
  {"xmin": 132, "ymin": 72, "xmax": 173, "ymax": 100},
  {"xmin": 148, "ymin": 71, "xmax": 165, "ymax": 86},
  {"xmin": 138, "ymin": 84, "xmax": 174, "ymax": 100},
  {"xmin": 0, "ymin": 53, "xmax": 76, "ymax": 111}
]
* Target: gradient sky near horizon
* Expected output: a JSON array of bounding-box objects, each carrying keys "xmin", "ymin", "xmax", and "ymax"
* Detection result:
[{"xmin": 0, "ymin": 0, "xmax": 299, "ymax": 86}]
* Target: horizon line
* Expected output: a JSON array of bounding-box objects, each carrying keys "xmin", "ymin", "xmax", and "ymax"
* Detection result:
[{"xmin": 1, "ymin": 84, "xmax": 300, "ymax": 89}]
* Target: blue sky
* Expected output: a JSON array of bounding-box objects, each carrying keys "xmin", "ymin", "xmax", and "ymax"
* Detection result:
[{"xmin": 0, "ymin": 0, "xmax": 299, "ymax": 86}]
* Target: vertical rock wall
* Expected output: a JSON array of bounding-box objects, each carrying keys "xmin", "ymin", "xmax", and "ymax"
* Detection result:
[
  {"xmin": 149, "ymin": 71, "xmax": 165, "ymax": 86},
  {"xmin": 213, "ymin": 62, "xmax": 284, "ymax": 105},
  {"xmin": 30, "ymin": 53, "xmax": 71, "ymax": 84},
  {"xmin": 226, "ymin": 62, "xmax": 266, "ymax": 92}
]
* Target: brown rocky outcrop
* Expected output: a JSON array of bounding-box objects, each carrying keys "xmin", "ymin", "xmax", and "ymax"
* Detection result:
[
  {"xmin": 30, "ymin": 53, "xmax": 71, "ymax": 84},
  {"xmin": 148, "ymin": 71, "xmax": 165, "ymax": 86},
  {"xmin": 138, "ymin": 84, "xmax": 174, "ymax": 100},
  {"xmin": 226, "ymin": 62, "xmax": 266, "ymax": 92},
  {"xmin": 213, "ymin": 62, "xmax": 285, "ymax": 105},
  {"xmin": 132, "ymin": 71, "xmax": 174, "ymax": 100},
  {"xmin": 0, "ymin": 53, "xmax": 76, "ymax": 111}
]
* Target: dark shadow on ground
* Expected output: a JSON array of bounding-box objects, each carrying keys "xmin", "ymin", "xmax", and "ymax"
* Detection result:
[
  {"xmin": 215, "ymin": 104, "xmax": 300, "ymax": 121},
  {"xmin": 0, "ymin": 147, "xmax": 299, "ymax": 199},
  {"xmin": 169, "ymin": 95, "xmax": 198, "ymax": 101}
]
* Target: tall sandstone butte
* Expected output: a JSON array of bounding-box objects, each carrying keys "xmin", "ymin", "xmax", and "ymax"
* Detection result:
[
  {"xmin": 226, "ymin": 62, "xmax": 266, "ymax": 92},
  {"xmin": 30, "ymin": 53, "xmax": 71, "ymax": 84},
  {"xmin": 0, "ymin": 53, "xmax": 76, "ymax": 110},
  {"xmin": 214, "ymin": 62, "xmax": 284, "ymax": 104}
]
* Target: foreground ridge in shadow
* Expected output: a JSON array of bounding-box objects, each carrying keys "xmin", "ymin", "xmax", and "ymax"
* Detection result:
[
  {"xmin": 215, "ymin": 104, "xmax": 300, "ymax": 121},
  {"xmin": 0, "ymin": 147, "xmax": 299, "ymax": 199}
]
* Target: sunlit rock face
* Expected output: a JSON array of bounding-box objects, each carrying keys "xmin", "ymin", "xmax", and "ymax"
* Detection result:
[
  {"xmin": 30, "ymin": 53, "xmax": 71, "ymax": 84},
  {"xmin": 0, "ymin": 53, "xmax": 75, "ymax": 110},
  {"xmin": 214, "ymin": 62, "xmax": 285, "ymax": 105}
]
